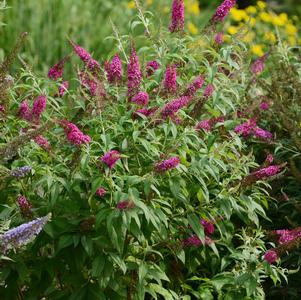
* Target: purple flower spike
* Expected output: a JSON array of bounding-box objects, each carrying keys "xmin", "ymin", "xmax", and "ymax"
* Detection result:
[
  {"xmin": 32, "ymin": 95, "xmax": 47, "ymax": 121},
  {"xmin": 34, "ymin": 135, "xmax": 50, "ymax": 150},
  {"xmin": 183, "ymin": 76, "xmax": 204, "ymax": 97},
  {"xmin": 155, "ymin": 156, "xmax": 180, "ymax": 172},
  {"xmin": 133, "ymin": 107, "xmax": 158, "ymax": 118},
  {"xmin": 163, "ymin": 65, "xmax": 177, "ymax": 94},
  {"xmin": 131, "ymin": 91, "xmax": 149, "ymax": 106},
  {"xmin": 200, "ymin": 219, "xmax": 215, "ymax": 235},
  {"xmin": 127, "ymin": 46, "xmax": 142, "ymax": 98},
  {"xmin": 214, "ymin": 32, "xmax": 224, "ymax": 44},
  {"xmin": 259, "ymin": 102, "xmax": 270, "ymax": 110},
  {"xmin": 105, "ymin": 54, "xmax": 123, "ymax": 83},
  {"xmin": 62, "ymin": 120, "xmax": 91, "ymax": 146},
  {"xmin": 196, "ymin": 119, "xmax": 212, "ymax": 132},
  {"xmin": 182, "ymin": 234, "xmax": 212, "ymax": 247},
  {"xmin": 0, "ymin": 215, "xmax": 51, "ymax": 253},
  {"xmin": 57, "ymin": 81, "xmax": 69, "ymax": 97},
  {"xmin": 203, "ymin": 84, "xmax": 215, "ymax": 98},
  {"xmin": 10, "ymin": 166, "xmax": 32, "ymax": 178},
  {"xmin": 18, "ymin": 100, "xmax": 32, "ymax": 121},
  {"xmin": 17, "ymin": 195, "xmax": 32, "ymax": 218},
  {"xmin": 48, "ymin": 58, "xmax": 66, "ymax": 80},
  {"xmin": 211, "ymin": 0, "xmax": 236, "ymax": 24},
  {"xmin": 169, "ymin": 0, "xmax": 185, "ymax": 33},
  {"xmin": 251, "ymin": 54, "xmax": 268, "ymax": 75},
  {"xmin": 100, "ymin": 150, "xmax": 121, "ymax": 169},
  {"xmin": 253, "ymin": 127, "xmax": 273, "ymax": 140},
  {"xmin": 146, "ymin": 60, "xmax": 160, "ymax": 76},
  {"xmin": 161, "ymin": 96, "xmax": 191, "ymax": 119},
  {"xmin": 263, "ymin": 250, "xmax": 278, "ymax": 264}
]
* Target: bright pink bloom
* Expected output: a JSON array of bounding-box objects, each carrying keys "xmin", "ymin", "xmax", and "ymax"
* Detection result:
[
  {"xmin": 265, "ymin": 154, "xmax": 274, "ymax": 165},
  {"xmin": 211, "ymin": 0, "xmax": 236, "ymax": 24},
  {"xmin": 264, "ymin": 250, "xmax": 278, "ymax": 264},
  {"xmin": 62, "ymin": 121, "xmax": 91, "ymax": 146},
  {"xmin": 17, "ymin": 195, "xmax": 32, "ymax": 218},
  {"xmin": 96, "ymin": 187, "xmax": 106, "ymax": 197},
  {"xmin": 259, "ymin": 102, "xmax": 269, "ymax": 110},
  {"xmin": 48, "ymin": 58, "xmax": 65, "ymax": 80},
  {"xmin": 252, "ymin": 165, "xmax": 282, "ymax": 179},
  {"xmin": 32, "ymin": 95, "xmax": 46, "ymax": 120},
  {"xmin": 161, "ymin": 96, "xmax": 190, "ymax": 119},
  {"xmin": 18, "ymin": 100, "xmax": 32, "ymax": 121},
  {"xmin": 201, "ymin": 219, "xmax": 215, "ymax": 235},
  {"xmin": 234, "ymin": 119, "xmax": 257, "ymax": 137},
  {"xmin": 169, "ymin": 0, "xmax": 185, "ymax": 33},
  {"xmin": 196, "ymin": 119, "xmax": 211, "ymax": 131},
  {"xmin": 0, "ymin": 104, "xmax": 4, "ymax": 113},
  {"xmin": 100, "ymin": 150, "xmax": 121, "ymax": 169},
  {"xmin": 251, "ymin": 54, "xmax": 268, "ymax": 75},
  {"xmin": 183, "ymin": 76, "xmax": 204, "ymax": 97},
  {"xmin": 131, "ymin": 91, "xmax": 149, "ymax": 106},
  {"xmin": 163, "ymin": 65, "xmax": 177, "ymax": 94},
  {"xmin": 87, "ymin": 58, "xmax": 100, "ymax": 71},
  {"xmin": 182, "ymin": 235, "xmax": 212, "ymax": 247},
  {"xmin": 127, "ymin": 46, "xmax": 142, "ymax": 98},
  {"xmin": 116, "ymin": 200, "xmax": 135, "ymax": 210},
  {"xmin": 214, "ymin": 32, "xmax": 224, "ymax": 44},
  {"xmin": 71, "ymin": 42, "xmax": 92, "ymax": 63},
  {"xmin": 146, "ymin": 60, "xmax": 160, "ymax": 76},
  {"xmin": 203, "ymin": 84, "xmax": 215, "ymax": 98},
  {"xmin": 155, "ymin": 156, "xmax": 180, "ymax": 172},
  {"xmin": 253, "ymin": 127, "xmax": 273, "ymax": 140},
  {"xmin": 34, "ymin": 135, "xmax": 50, "ymax": 150},
  {"xmin": 105, "ymin": 55, "xmax": 123, "ymax": 83}
]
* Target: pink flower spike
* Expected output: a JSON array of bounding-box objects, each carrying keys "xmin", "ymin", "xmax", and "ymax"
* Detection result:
[
  {"xmin": 251, "ymin": 53, "xmax": 268, "ymax": 75},
  {"xmin": 211, "ymin": 0, "xmax": 237, "ymax": 24},
  {"xmin": 161, "ymin": 96, "xmax": 191, "ymax": 119},
  {"xmin": 253, "ymin": 127, "xmax": 273, "ymax": 140},
  {"xmin": 34, "ymin": 135, "xmax": 50, "ymax": 150},
  {"xmin": 48, "ymin": 58, "xmax": 66, "ymax": 80},
  {"xmin": 183, "ymin": 76, "xmax": 204, "ymax": 97},
  {"xmin": 163, "ymin": 65, "xmax": 177, "ymax": 94},
  {"xmin": 259, "ymin": 102, "xmax": 269, "ymax": 110},
  {"xmin": 146, "ymin": 60, "xmax": 160, "ymax": 76},
  {"xmin": 17, "ymin": 195, "xmax": 32, "ymax": 218},
  {"xmin": 62, "ymin": 120, "xmax": 91, "ymax": 146},
  {"xmin": 96, "ymin": 187, "xmax": 106, "ymax": 198},
  {"xmin": 214, "ymin": 32, "xmax": 224, "ymax": 44},
  {"xmin": 32, "ymin": 95, "xmax": 47, "ymax": 121},
  {"xmin": 265, "ymin": 154, "xmax": 274, "ymax": 165},
  {"xmin": 18, "ymin": 100, "xmax": 32, "ymax": 121},
  {"xmin": 131, "ymin": 91, "xmax": 149, "ymax": 106},
  {"xmin": 70, "ymin": 40, "xmax": 92, "ymax": 63},
  {"xmin": 116, "ymin": 200, "xmax": 135, "ymax": 210},
  {"xmin": 200, "ymin": 219, "xmax": 215, "ymax": 235},
  {"xmin": 56, "ymin": 81, "xmax": 69, "ymax": 97},
  {"xmin": 263, "ymin": 250, "xmax": 278, "ymax": 264},
  {"xmin": 100, "ymin": 150, "xmax": 121, "ymax": 169},
  {"xmin": 155, "ymin": 156, "xmax": 180, "ymax": 172},
  {"xmin": 133, "ymin": 107, "xmax": 158, "ymax": 118},
  {"xmin": 105, "ymin": 54, "xmax": 123, "ymax": 83},
  {"xmin": 182, "ymin": 235, "xmax": 212, "ymax": 247},
  {"xmin": 203, "ymin": 84, "xmax": 215, "ymax": 98},
  {"xmin": 127, "ymin": 46, "xmax": 142, "ymax": 98},
  {"xmin": 196, "ymin": 119, "xmax": 212, "ymax": 132},
  {"xmin": 169, "ymin": 0, "xmax": 185, "ymax": 33}
]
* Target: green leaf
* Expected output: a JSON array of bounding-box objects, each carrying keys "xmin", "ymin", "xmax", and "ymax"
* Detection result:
[{"xmin": 187, "ymin": 213, "xmax": 205, "ymax": 242}]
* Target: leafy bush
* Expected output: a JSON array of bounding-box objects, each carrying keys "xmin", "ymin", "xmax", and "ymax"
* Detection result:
[{"xmin": 1, "ymin": 0, "xmax": 299, "ymax": 299}]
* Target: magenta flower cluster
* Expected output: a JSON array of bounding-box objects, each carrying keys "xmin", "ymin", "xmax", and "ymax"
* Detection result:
[
  {"xmin": 17, "ymin": 195, "xmax": 32, "ymax": 217},
  {"xmin": 57, "ymin": 81, "xmax": 69, "ymax": 97},
  {"xmin": 146, "ymin": 60, "xmax": 160, "ymax": 76},
  {"xmin": 34, "ymin": 135, "xmax": 50, "ymax": 150},
  {"xmin": 78, "ymin": 71, "xmax": 98, "ymax": 96},
  {"xmin": 161, "ymin": 96, "xmax": 190, "ymax": 119},
  {"xmin": 234, "ymin": 119, "xmax": 273, "ymax": 140},
  {"xmin": 264, "ymin": 250, "xmax": 278, "ymax": 264},
  {"xmin": 96, "ymin": 187, "xmax": 106, "ymax": 198},
  {"xmin": 251, "ymin": 54, "xmax": 268, "ymax": 75},
  {"xmin": 251, "ymin": 165, "xmax": 283, "ymax": 180},
  {"xmin": 133, "ymin": 107, "xmax": 158, "ymax": 118},
  {"xmin": 131, "ymin": 91, "xmax": 149, "ymax": 106},
  {"xmin": 196, "ymin": 116, "xmax": 224, "ymax": 132},
  {"xmin": 183, "ymin": 76, "xmax": 204, "ymax": 97},
  {"xmin": 203, "ymin": 84, "xmax": 215, "ymax": 98},
  {"xmin": 155, "ymin": 156, "xmax": 180, "ymax": 172},
  {"xmin": 169, "ymin": 0, "xmax": 185, "ymax": 33},
  {"xmin": 105, "ymin": 54, "xmax": 123, "ymax": 83},
  {"xmin": 127, "ymin": 46, "xmax": 142, "ymax": 98},
  {"xmin": 19, "ymin": 95, "xmax": 47, "ymax": 123},
  {"xmin": 100, "ymin": 150, "xmax": 121, "ymax": 169},
  {"xmin": 62, "ymin": 121, "xmax": 91, "ymax": 146},
  {"xmin": 48, "ymin": 58, "xmax": 66, "ymax": 80},
  {"xmin": 214, "ymin": 32, "xmax": 224, "ymax": 44},
  {"xmin": 116, "ymin": 200, "xmax": 135, "ymax": 210},
  {"xmin": 163, "ymin": 65, "xmax": 177, "ymax": 94},
  {"xmin": 211, "ymin": 0, "xmax": 237, "ymax": 23}
]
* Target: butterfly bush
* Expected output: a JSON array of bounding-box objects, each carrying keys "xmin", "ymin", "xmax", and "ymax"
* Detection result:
[{"xmin": 0, "ymin": 0, "xmax": 293, "ymax": 298}]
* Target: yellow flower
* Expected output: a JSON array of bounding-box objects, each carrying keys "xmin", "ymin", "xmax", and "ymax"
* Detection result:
[
  {"xmin": 257, "ymin": 1, "xmax": 266, "ymax": 9},
  {"xmin": 251, "ymin": 44, "xmax": 264, "ymax": 56},
  {"xmin": 187, "ymin": 2, "xmax": 200, "ymax": 16},
  {"xmin": 286, "ymin": 24, "xmax": 297, "ymax": 36},
  {"xmin": 246, "ymin": 6, "xmax": 257, "ymax": 14},
  {"xmin": 248, "ymin": 17, "xmax": 256, "ymax": 26},
  {"xmin": 146, "ymin": 0, "xmax": 153, "ymax": 5},
  {"xmin": 242, "ymin": 32, "xmax": 255, "ymax": 43},
  {"xmin": 264, "ymin": 32, "xmax": 276, "ymax": 43},
  {"xmin": 259, "ymin": 12, "xmax": 272, "ymax": 23},
  {"xmin": 272, "ymin": 15, "xmax": 286, "ymax": 27},
  {"xmin": 163, "ymin": 5, "xmax": 169, "ymax": 14},
  {"xmin": 288, "ymin": 36, "xmax": 297, "ymax": 46},
  {"xmin": 230, "ymin": 8, "xmax": 248, "ymax": 22},
  {"xmin": 228, "ymin": 26, "xmax": 239, "ymax": 35},
  {"xmin": 187, "ymin": 22, "xmax": 198, "ymax": 35},
  {"xmin": 127, "ymin": 1, "xmax": 136, "ymax": 9}
]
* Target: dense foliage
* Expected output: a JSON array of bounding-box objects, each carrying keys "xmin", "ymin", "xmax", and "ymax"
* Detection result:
[{"xmin": 0, "ymin": 0, "xmax": 301, "ymax": 299}]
